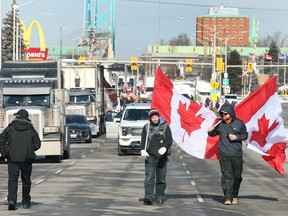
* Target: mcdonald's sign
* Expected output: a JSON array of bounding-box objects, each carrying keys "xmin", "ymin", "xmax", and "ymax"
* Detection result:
[{"xmin": 20, "ymin": 20, "xmax": 48, "ymax": 60}]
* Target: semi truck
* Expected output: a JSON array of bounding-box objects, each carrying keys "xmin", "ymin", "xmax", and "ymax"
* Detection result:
[
  {"xmin": 0, "ymin": 61, "xmax": 70, "ymax": 162},
  {"xmin": 61, "ymin": 65, "xmax": 105, "ymax": 136}
]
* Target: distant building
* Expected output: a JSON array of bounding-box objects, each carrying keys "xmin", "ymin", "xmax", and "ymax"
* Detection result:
[{"xmin": 196, "ymin": 6, "xmax": 250, "ymax": 47}]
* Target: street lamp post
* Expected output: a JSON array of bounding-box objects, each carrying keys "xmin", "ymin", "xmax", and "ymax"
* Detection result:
[
  {"xmin": 12, "ymin": 0, "xmax": 36, "ymax": 61},
  {"xmin": 180, "ymin": 14, "xmax": 217, "ymax": 81},
  {"xmin": 222, "ymin": 31, "xmax": 248, "ymax": 95}
]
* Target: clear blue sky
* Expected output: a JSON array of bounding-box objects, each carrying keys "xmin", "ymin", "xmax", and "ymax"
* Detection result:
[{"xmin": 2, "ymin": 0, "xmax": 288, "ymax": 60}]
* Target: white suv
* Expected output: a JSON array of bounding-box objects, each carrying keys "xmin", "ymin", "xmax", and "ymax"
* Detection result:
[{"xmin": 118, "ymin": 103, "xmax": 151, "ymax": 155}]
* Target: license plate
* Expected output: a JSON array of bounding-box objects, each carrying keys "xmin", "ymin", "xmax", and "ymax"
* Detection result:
[{"xmin": 70, "ymin": 134, "xmax": 77, "ymax": 138}]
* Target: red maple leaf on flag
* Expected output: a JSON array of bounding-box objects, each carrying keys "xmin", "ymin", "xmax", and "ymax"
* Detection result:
[
  {"xmin": 250, "ymin": 114, "xmax": 279, "ymax": 147},
  {"xmin": 177, "ymin": 101, "xmax": 205, "ymax": 142}
]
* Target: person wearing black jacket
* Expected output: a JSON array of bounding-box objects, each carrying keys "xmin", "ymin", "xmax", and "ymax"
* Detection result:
[
  {"xmin": 0, "ymin": 109, "xmax": 41, "ymax": 210},
  {"xmin": 208, "ymin": 103, "xmax": 247, "ymax": 205},
  {"xmin": 140, "ymin": 108, "xmax": 173, "ymax": 205}
]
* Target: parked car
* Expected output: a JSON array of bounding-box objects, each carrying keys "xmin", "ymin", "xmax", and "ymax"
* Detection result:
[
  {"xmin": 223, "ymin": 94, "xmax": 239, "ymax": 106},
  {"xmin": 118, "ymin": 103, "xmax": 151, "ymax": 155},
  {"xmin": 66, "ymin": 114, "xmax": 92, "ymax": 143}
]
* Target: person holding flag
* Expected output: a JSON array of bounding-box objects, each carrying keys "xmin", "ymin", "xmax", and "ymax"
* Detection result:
[
  {"xmin": 140, "ymin": 108, "xmax": 173, "ymax": 205},
  {"xmin": 208, "ymin": 103, "xmax": 248, "ymax": 205}
]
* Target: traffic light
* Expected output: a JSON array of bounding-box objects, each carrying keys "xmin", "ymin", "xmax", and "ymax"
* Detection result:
[
  {"xmin": 185, "ymin": 59, "xmax": 192, "ymax": 72},
  {"xmin": 78, "ymin": 56, "xmax": 86, "ymax": 66},
  {"xmin": 220, "ymin": 62, "xmax": 225, "ymax": 73},
  {"xmin": 247, "ymin": 62, "xmax": 253, "ymax": 73},
  {"xmin": 216, "ymin": 58, "xmax": 223, "ymax": 72},
  {"xmin": 130, "ymin": 57, "xmax": 138, "ymax": 71}
]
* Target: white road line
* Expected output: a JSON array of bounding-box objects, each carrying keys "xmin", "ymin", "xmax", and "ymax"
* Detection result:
[
  {"xmin": 180, "ymin": 156, "xmax": 183, "ymax": 160},
  {"xmin": 55, "ymin": 169, "xmax": 62, "ymax": 174},
  {"xmin": 197, "ymin": 195, "xmax": 204, "ymax": 203},
  {"xmin": 182, "ymin": 163, "xmax": 186, "ymax": 166},
  {"xmin": 70, "ymin": 162, "xmax": 76, "ymax": 165},
  {"xmin": 190, "ymin": 180, "xmax": 196, "ymax": 186},
  {"xmin": 186, "ymin": 170, "xmax": 190, "ymax": 175},
  {"xmin": 81, "ymin": 155, "xmax": 86, "ymax": 158},
  {"xmin": 34, "ymin": 179, "xmax": 45, "ymax": 185},
  {"xmin": 90, "ymin": 149, "xmax": 94, "ymax": 152}
]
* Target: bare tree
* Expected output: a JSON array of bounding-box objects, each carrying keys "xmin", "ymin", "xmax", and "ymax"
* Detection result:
[
  {"xmin": 258, "ymin": 31, "xmax": 288, "ymax": 47},
  {"xmin": 169, "ymin": 33, "xmax": 191, "ymax": 46}
]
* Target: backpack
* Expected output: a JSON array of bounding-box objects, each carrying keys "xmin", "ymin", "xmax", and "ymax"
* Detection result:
[{"xmin": 145, "ymin": 123, "xmax": 171, "ymax": 155}]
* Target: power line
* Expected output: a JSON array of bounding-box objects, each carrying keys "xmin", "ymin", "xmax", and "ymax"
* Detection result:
[{"xmin": 121, "ymin": 0, "xmax": 288, "ymax": 12}]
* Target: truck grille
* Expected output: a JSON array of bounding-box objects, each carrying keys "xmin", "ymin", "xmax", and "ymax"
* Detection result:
[
  {"xmin": 130, "ymin": 128, "xmax": 143, "ymax": 136},
  {"xmin": 66, "ymin": 108, "xmax": 84, "ymax": 115}
]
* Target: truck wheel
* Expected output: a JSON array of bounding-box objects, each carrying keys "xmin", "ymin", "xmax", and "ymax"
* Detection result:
[
  {"xmin": 63, "ymin": 150, "xmax": 70, "ymax": 159},
  {"xmin": 85, "ymin": 138, "xmax": 92, "ymax": 143},
  {"xmin": 47, "ymin": 155, "xmax": 61, "ymax": 163},
  {"xmin": 118, "ymin": 144, "xmax": 125, "ymax": 156}
]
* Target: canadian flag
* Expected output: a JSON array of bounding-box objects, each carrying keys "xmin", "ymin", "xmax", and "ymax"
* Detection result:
[
  {"xmin": 152, "ymin": 66, "xmax": 287, "ymax": 174},
  {"xmin": 263, "ymin": 53, "xmax": 273, "ymax": 60},
  {"xmin": 151, "ymin": 67, "xmax": 219, "ymax": 159},
  {"xmin": 103, "ymin": 77, "xmax": 117, "ymax": 102},
  {"xmin": 235, "ymin": 76, "xmax": 287, "ymax": 175}
]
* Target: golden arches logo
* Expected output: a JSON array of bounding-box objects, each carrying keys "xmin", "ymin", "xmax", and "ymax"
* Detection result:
[{"xmin": 19, "ymin": 20, "xmax": 48, "ymax": 60}]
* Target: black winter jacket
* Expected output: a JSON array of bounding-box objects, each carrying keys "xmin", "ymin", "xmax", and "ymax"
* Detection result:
[
  {"xmin": 0, "ymin": 118, "xmax": 41, "ymax": 163},
  {"xmin": 208, "ymin": 103, "xmax": 248, "ymax": 156},
  {"xmin": 140, "ymin": 117, "xmax": 173, "ymax": 158}
]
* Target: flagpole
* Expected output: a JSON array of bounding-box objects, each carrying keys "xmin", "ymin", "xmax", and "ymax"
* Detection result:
[{"xmin": 284, "ymin": 55, "xmax": 286, "ymax": 88}]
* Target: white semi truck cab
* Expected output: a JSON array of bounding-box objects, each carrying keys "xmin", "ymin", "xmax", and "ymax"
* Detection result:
[{"xmin": 0, "ymin": 61, "xmax": 70, "ymax": 162}]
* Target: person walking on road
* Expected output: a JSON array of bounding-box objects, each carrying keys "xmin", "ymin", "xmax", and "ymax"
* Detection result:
[
  {"xmin": 140, "ymin": 108, "xmax": 173, "ymax": 205},
  {"xmin": 0, "ymin": 109, "xmax": 41, "ymax": 210},
  {"xmin": 207, "ymin": 103, "xmax": 247, "ymax": 205}
]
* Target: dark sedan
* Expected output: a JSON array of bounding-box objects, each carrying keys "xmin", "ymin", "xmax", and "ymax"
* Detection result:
[{"xmin": 66, "ymin": 114, "xmax": 92, "ymax": 143}]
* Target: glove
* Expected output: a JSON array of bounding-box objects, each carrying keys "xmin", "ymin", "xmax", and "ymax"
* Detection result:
[
  {"xmin": 158, "ymin": 147, "xmax": 167, "ymax": 155},
  {"xmin": 140, "ymin": 150, "xmax": 149, "ymax": 158}
]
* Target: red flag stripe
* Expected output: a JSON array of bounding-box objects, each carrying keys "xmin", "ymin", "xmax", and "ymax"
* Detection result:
[{"xmin": 151, "ymin": 67, "xmax": 173, "ymax": 124}]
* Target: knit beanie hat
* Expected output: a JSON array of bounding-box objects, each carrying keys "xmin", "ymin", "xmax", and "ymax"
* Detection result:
[{"xmin": 148, "ymin": 108, "xmax": 159, "ymax": 119}]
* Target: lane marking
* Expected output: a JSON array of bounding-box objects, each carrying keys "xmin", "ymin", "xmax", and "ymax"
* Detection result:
[
  {"xmin": 191, "ymin": 180, "xmax": 196, "ymax": 186},
  {"xmin": 180, "ymin": 156, "xmax": 183, "ymax": 160},
  {"xmin": 70, "ymin": 162, "xmax": 76, "ymax": 166},
  {"xmin": 90, "ymin": 149, "xmax": 94, "ymax": 152},
  {"xmin": 186, "ymin": 170, "xmax": 190, "ymax": 175},
  {"xmin": 197, "ymin": 195, "xmax": 204, "ymax": 203},
  {"xmin": 182, "ymin": 163, "xmax": 186, "ymax": 166},
  {"xmin": 81, "ymin": 155, "xmax": 86, "ymax": 158},
  {"xmin": 55, "ymin": 169, "xmax": 62, "ymax": 174},
  {"xmin": 34, "ymin": 179, "xmax": 45, "ymax": 185}
]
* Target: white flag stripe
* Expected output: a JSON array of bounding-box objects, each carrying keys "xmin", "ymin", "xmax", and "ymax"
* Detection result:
[{"xmin": 170, "ymin": 87, "xmax": 217, "ymax": 159}]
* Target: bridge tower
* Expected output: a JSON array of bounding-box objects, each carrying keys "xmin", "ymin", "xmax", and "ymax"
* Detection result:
[{"xmin": 85, "ymin": 0, "xmax": 116, "ymax": 59}]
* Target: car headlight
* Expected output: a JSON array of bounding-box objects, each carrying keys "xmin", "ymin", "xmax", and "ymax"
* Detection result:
[{"xmin": 122, "ymin": 127, "xmax": 129, "ymax": 136}]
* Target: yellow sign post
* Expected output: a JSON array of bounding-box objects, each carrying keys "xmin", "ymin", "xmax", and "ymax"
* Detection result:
[{"xmin": 210, "ymin": 81, "xmax": 219, "ymax": 90}]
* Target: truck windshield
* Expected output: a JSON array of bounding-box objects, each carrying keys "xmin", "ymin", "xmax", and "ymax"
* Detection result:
[
  {"xmin": 3, "ymin": 95, "xmax": 50, "ymax": 107},
  {"xmin": 70, "ymin": 95, "xmax": 90, "ymax": 103},
  {"xmin": 123, "ymin": 108, "xmax": 150, "ymax": 121}
]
